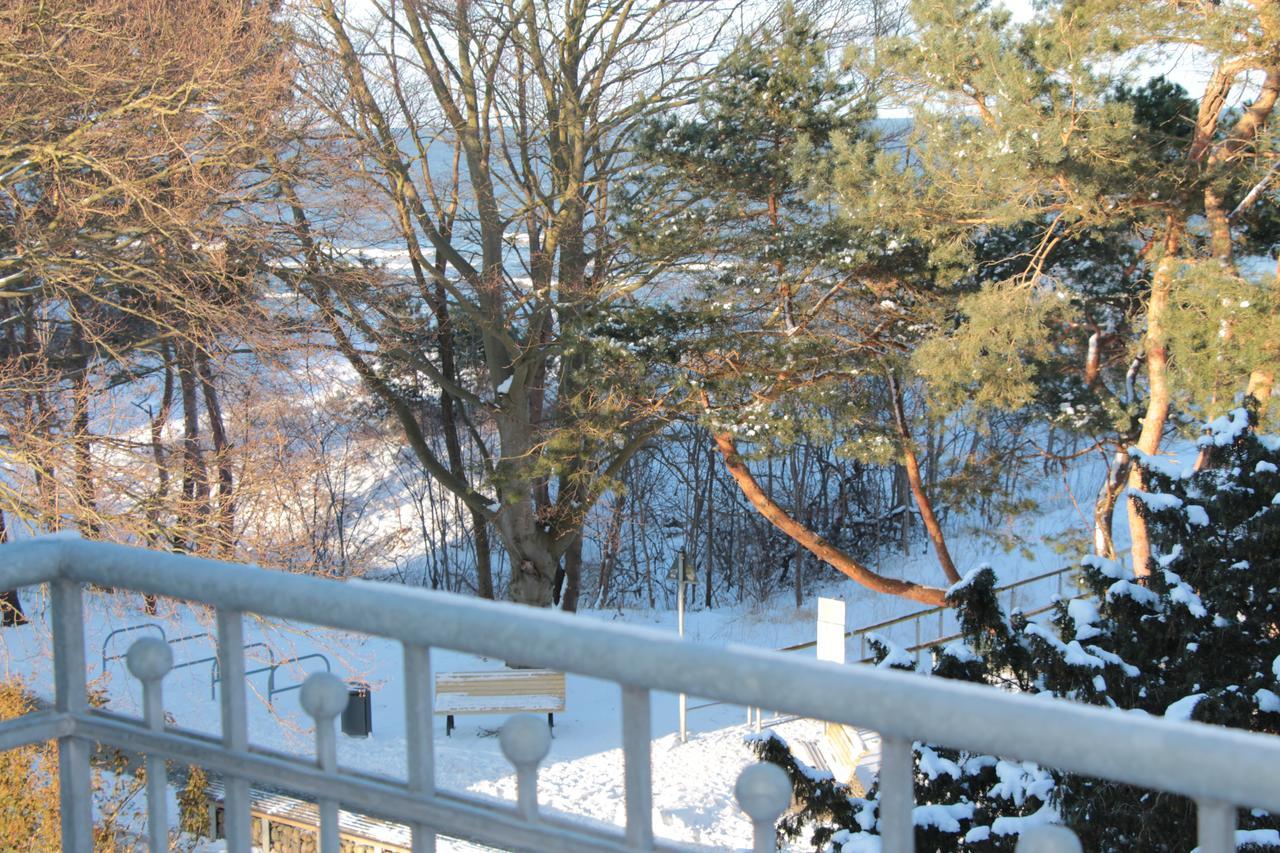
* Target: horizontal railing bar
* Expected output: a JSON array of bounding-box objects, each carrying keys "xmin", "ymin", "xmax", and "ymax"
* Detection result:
[
  {"xmin": 8, "ymin": 540, "xmax": 1280, "ymax": 816},
  {"xmin": 73, "ymin": 713, "xmax": 696, "ymax": 853},
  {"xmin": 0, "ymin": 558, "xmax": 58, "ymax": 591},
  {"xmin": 886, "ymin": 597, "xmax": 1087, "ymax": 659},
  {"xmin": 0, "ymin": 709, "xmax": 72, "ymax": 751}
]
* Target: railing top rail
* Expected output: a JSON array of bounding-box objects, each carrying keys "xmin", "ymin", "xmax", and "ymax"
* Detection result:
[{"xmin": 3, "ymin": 538, "xmax": 1278, "ymax": 815}]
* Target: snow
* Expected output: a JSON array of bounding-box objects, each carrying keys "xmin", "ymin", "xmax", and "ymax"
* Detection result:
[
  {"xmin": 1157, "ymin": 540, "xmax": 1182, "ymax": 568},
  {"xmin": 1128, "ymin": 448, "xmax": 1192, "ymax": 480},
  {"xmin": 1256, "ymin": 688, "xmax": 1280, "ymax": 714},
  {"xmin": 1256, "ymin": 461, "xmax": 1278, "ymax": 474},
  {"xmin": 868, "ymin": 634, "xmax": 917, "ymax": 670},
  {"xmin": 1162, "ymin": 570, "xmax": 1209, "ymax": 618},
  {"xmin": 1129, "ymin": 489, "xmax": 1183, "ymax": 511},
  {"xmin": 1191, "ymin": 829, "xmax": 1280, "ymax": 853},
  {"xmin": 1087, "ymin": 647, "xmax": 1140, "ymax": 678},
  {"xmin": 1082, "ymin": 554, "xmax": 1126, "ymax": 580},
  {"xmin": 833, "ymin": 830, "xmax": 883, "ymax": 852},
  {"xmin": 1024, "ymin": 623, "xmax": 1103, "ymax": 669},
  {"xmin": 495, "ymin": 376, "xmax": 513, "ymax": 395},
  {"xmin": 1067, "ymin": 599, "xmax": 1101, "ymax": 640},
  {"xmin": 947, "ymin": 566, "xmax": 989, "ymax": 595},
  {"xmin": 939, "ymin": 642, "xmax": 981, "ymax": 664},
  {"xmin": 912, "ymin": 801, "xmax": 973, "ymax": 832},
  {"xmin": 1235, "ymin": 829, "xmax": 1280, "ymax": 848},
  {"xmin": 989, "ymin": 802, "xmax": 1059, "ymax": 837},
  {"xmin": 916, "ymin": 744, "xmax": 961, "ymax": 781},
  {"xmin": 1107, "ymin": 579, "xmax": 1161, "ymax": 608},
  {"xmin": 988, "ymin": 761, "xmax": 1055, "ymax": 808},
  {"xmin": 1164, "ymin": 693, "xmax": 1206, "ymax": 721},
  {"xmin": 1198, "ymin": 408, "xmax": 1253, "ymax": 448},
  {"xmin": 1184, "ymin": 505, "xmax": 1210, "ymax": 526}
]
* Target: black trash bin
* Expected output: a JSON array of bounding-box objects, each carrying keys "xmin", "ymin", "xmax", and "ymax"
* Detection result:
[{"xmin": 342, "ymin": 682, "xmax": 371, "ymax": 737}]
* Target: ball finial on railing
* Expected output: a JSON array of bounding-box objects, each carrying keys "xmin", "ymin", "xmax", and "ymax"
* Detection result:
[
  {"xmin": 1015, "ymin": 825, "xmax": 1084, "ymax": 852},
  {"xmin": 735, "ymin": 761, "xmax": 792, "ymax": 823},
  {"xmin": 299, "ymin": 672, "xmax": 350, "ymax": 721},
  {"xmin": 125, "ymin": 637, "xmax": 173, "ymax": 682},
  {"xmin": 499, "ymin": 714, "xmax": 553, "ymax": 767}
]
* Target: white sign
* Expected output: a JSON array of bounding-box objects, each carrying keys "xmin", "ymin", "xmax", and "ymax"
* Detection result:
[{"xmin": 816, "ymin": 597, "xmax": 846, "ymax": 664}]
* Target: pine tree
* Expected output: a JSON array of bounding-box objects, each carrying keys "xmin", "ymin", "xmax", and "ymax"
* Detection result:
[
  {"xmin": 854, "ymin": 0, "xmax": 1280, "ymax": 572},
  {"xmin": 755, "ymin": 403, "xmax": 1280, "ymax": 850},
  {"xmin": 624, "ymin": 4, "xmax": 983, "ymax": 603}
]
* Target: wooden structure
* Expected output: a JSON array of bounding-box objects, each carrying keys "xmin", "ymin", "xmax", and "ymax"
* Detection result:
[
  {"xmin": 434, "ymin": 669, "xmax": 566, "ymax": 736},
  {"xmin": 207, "ymin": 781, "xmax": 411, "ymax": 852}
]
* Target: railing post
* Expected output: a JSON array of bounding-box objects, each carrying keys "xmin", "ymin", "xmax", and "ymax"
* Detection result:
[
  {"xmin": 879, "ymin": 736, "xmax": 914, "ymax": 853},
  {"xmin": 735, "ymin": 762, "xmax": 791, "ymax": 853},
  {"xmin": 499, "ymin": 715, "xmax": 552, "ymax": 821},
  {"xmin": 216, "ymin": 610, "xmax": 253, "ymax": 852},
  {"xmin": 403, "ymin": 643, "xmax": 436, "ymax": 852},
  {"xmin": 126, "ymin": 637, "xmax": 174, "ymax": 853},
  {"xmin": 621, "ymin": 685, "xmax": 653, "ymax": 848},
  {"xmin": 51, "ymin": 579, "xmax": 92, "ymax": 853},
  {"xmin": 301, "ymin": 673, "xmax": 350, "ymax": 853},
  {"xmin": 1196, "ymin": 798, "xmax": 1236, "ymax": 853}
]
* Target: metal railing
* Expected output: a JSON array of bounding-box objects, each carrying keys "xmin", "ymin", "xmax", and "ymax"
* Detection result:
[{"xmin": 1, "ymin": 539, "xmax": 1276, "ymax": 853}]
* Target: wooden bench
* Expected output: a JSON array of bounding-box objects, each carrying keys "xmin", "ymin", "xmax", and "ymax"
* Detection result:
[{"xmin": 434, "ymin": 669, "xmax": 566, "ymax": 736}]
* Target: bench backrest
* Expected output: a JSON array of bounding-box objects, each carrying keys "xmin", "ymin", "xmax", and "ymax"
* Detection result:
[{"xmin": 434, "ymin": 669, "xmax": 565, "ymax": 712}]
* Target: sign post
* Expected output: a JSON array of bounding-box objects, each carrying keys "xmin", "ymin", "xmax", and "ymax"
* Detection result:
[{"xmin": 667, "ymin": 548, "xmax": 696, "ymax": 742}]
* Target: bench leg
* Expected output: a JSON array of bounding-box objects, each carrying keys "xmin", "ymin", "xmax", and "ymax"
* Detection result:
[
  {"xmin": 548, "ymin": 712, "xmax": 554, "ymax": 735},
  {"xmin": 447, "ymin": 714, "xmax": 454, "ymax": 737}
]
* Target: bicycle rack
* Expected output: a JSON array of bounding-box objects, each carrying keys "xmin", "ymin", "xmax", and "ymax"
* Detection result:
[
  {"xmin": 101, "ymin": 623, "xmax": 167, "ymax": 672},
  {"xmin": 208, "ymin": 642, "xmax": 276, "ymax": 700},
  {"xmin": 101, "ymin": 623, "xmax": 330, "ymax": 707},
  {"xmin": 265, "ymin": 653, "xmax": 332, "ymax": 703}
]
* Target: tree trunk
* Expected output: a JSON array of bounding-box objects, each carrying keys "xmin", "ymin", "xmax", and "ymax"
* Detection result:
[
  {"xmin": 560, "ymin": 533, "xmax": 583, "ymax": 613},
  {"xmin": 197, "ymin": 353, "xmax": 235, "ymax": 556},
  {"xmin": 144, "ymin": 347, "xmax": 176, "ymax": 616},
  {"xmin": 789, "ymin": 446, "xmax": 806, "ymax": 608},
  {"xmin": 1, "ymin": 512, "xmax": 28, "ymax": 627},
  {"xmin": 1093, "ymin": 447, "xmax": 1130, "ymax": 560},
  {"xmin": 711, "ymin": 429, "xmax": 947, "ymax": 606},
  {"xmin": 1125, "ymin": 227, "xmax": 1181, "ymax": 577},
  {"xmin": 596, "ymin": 490, "xmax": 625, "ymax": 608},
  {"xmin": 895, "ymin": 464, "xmax": 911, "ymax": 555},
  {"xmin": 472, "ymin": 513, "xmax": 494, "ymax": 600},
  {"xmin": 889, "ymin": 373, "xmax": 961, "ymax": 585},
  {"xmin": 177, "ymin": 343, "xmax": 209, "ymax": 551},
  {"xmin": 1248, "ymin": 369, "xmax": 1274, "ymax": 417},
  {"xmin": 71, "ymin": 366, "xmax": 99, "ymax": 538},
  {"xmin": 705, "ymin": 445, "xmax": 715, "ymax": 608},
  {"xmin": 496, "ymin": 503, "xmax": 559, "ymax": 607}
]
